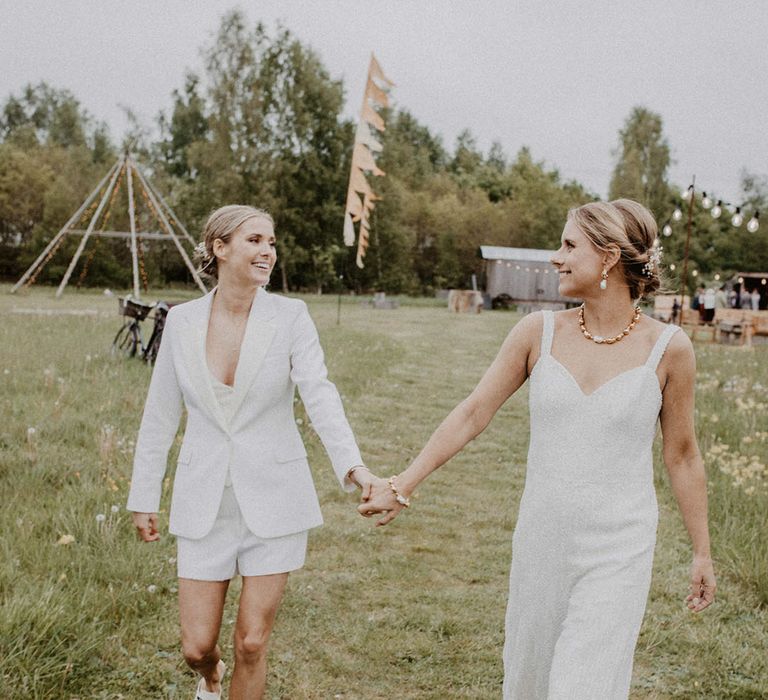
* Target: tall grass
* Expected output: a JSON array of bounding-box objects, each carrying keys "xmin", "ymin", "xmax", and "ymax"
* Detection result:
[{"xmin": 0, "ymin": 285, "xmax": 766, "ymax": 698}]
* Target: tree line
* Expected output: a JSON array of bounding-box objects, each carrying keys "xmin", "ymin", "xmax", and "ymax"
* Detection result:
[{"xmin": 2, "ymin": 10, "xmax": 766, "ymax": 295}]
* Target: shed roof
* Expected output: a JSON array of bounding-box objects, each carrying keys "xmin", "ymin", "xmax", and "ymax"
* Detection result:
[{"xmin": 479, "ymin": 245, "xmax": 555, "ymax": 262}]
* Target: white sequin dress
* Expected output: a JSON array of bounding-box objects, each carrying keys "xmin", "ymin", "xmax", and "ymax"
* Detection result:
[{"xmin": 503, "ymin": 310, "xmax": 679, "ymax": 699}]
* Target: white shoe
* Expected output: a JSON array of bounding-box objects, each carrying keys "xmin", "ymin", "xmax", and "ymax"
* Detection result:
[{"xmin": 194, "ymin": 661, "xmax": 226, "ymax": 700}]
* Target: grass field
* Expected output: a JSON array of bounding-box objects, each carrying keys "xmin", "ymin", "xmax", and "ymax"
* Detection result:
[{"xmin": 1, "ymin": 285, "xmax": 766, "ymax": 699}]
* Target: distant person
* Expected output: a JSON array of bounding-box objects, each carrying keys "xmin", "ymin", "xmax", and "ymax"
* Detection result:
[
  {"xmin": 739, "ymin": 287, "xmax": 751, "ymax": 309},
  {"xmin": 715, "ymin": 286, "xmax": 728, "ymax": 311},
  {"xmin": 751, "ymin": 288, "xmax": 761, "ymax": 310},
  {"xmin": 127, "ymin": 205, "xmax": 374, "ymax": 700},
  {"xmin": 671, "ymin": 297, "xmax": 681, "ymax": 325},
  {"xmin": 703, "ymin": 288, "xmax": 716, "ymax": 324},
  {"xmin": 696, "ymin": 285, "xmax": 706, "ymax": 323},
  {"xmin": 360, "ymin": 199, "xmax": 715, "ymax": 699}
]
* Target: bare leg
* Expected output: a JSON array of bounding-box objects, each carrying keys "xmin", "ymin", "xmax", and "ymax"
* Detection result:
[
  {"xmin": 229, "ymin": 573, "xmax": 289, "ymax": 700},
  {"xmin": 179, "ymin": 578, "xmax": 229, "ymax": 693}
]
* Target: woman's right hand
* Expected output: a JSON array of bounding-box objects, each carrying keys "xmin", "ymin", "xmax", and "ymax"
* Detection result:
[{"xmin": 132, "ymin": 512, "xmax": 160, "ymax": 542}]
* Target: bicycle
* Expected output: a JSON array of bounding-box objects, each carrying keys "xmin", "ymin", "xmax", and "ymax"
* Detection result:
[{"xmin": 111, "ymin": 297, "xmax": 170, "ymax": 364}]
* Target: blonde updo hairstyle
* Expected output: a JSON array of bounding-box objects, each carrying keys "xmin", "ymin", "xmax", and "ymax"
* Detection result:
[
  {"xmin": 568, "ymin": 198, "xmax": 662, "ymax": 300},
  {"xmin": 195, "ymin": 205, "xmax": 274, "ymax": 280}
]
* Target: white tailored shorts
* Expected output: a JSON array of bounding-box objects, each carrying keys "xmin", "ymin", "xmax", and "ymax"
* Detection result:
[{"xmin": 176, "ymin": 485, "xmax": 308, "ymax": 581}]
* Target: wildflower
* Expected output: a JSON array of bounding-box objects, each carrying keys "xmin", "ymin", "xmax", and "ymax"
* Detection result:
[
  {"xmin": 27, "ymin": 427, "xmax": 36, "ymax": 439},
  {"xmin": 147, "ymin": 584, "xmax": 157, "ymax": 594},
  {"xmin": 95, "ymin": 513, "xmax": 106, "ymax": 523},
  {"xmin": 168, "ymin": 557, "xmax": 177, "ymax": 565},
  {"xmin": 111, "ymin": 505, "xmax": 120, "ymax": 513},
  {"xmin": 296, "ymin": 418, "xmax": 304, "ymax": 425},
  {"xmin": 57, "ymin": 534, "xmax": 75, "ymax": 546},
  {"xmin": 3, "ymin": 369, "xmax": 9, "ymax": 375},
  {"xmin": 85, "ymin": 354, "xmax": 92, "ymax": 362}
]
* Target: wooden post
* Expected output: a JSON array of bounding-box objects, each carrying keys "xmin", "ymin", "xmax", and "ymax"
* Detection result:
[
  {"xmin": 126, "ymin": 157, "xmax": 141, "ymax": 298},
  {"xmin": 56, "ymin": 155, "xmax": 126, "ymax": 297},
  {"xmin": 132, "ymin": 163, "xmax": 208, "ymax": 294},
  {"xmin": 678, "ymin": 176, "xmax": 696, "ymax": 325},
  {"xmin": 11, "ymin": 159, "xmax": 120, "ymax": 293}
]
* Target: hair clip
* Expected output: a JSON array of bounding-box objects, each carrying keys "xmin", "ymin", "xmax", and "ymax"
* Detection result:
[{"xmin": 642, "ymin": 244, "xmax": 662, "ymax": 277}]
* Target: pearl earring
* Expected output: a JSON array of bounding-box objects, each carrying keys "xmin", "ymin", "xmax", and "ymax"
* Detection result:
[{"xmin": 600, "ymin": 267, "xmax": 608, "ymax": 290}]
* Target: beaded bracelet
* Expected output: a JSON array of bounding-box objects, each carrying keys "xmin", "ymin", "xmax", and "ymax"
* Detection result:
[{"xmin": 388, "ymin": 476, "xmax": 410, "ymax": 508}]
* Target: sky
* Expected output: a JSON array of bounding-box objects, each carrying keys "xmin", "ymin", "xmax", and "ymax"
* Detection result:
[{"xmin": 2, "ymin": 1, "xmax": 767, "ymax": 204}]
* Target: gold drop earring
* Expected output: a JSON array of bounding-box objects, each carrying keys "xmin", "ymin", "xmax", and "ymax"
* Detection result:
[{"xmin": 600, "ymin": 266, "xmax": 608, "ymax": 290}]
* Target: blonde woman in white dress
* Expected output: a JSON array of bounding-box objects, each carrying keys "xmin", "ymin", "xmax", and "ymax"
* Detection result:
[
  {"xmin": 128, "ymin": 205, "xmax": 375, "ymax": 700},
  {"xmin": 361, "ymin": 199, "xmax": 715, "ymax": 699}
]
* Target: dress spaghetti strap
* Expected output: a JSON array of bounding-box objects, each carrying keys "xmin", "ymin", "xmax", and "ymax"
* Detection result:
[
  {"xmin": 645, "ymin": 323, "xmax": 680, "ymax": 371},
  {"xmin": 540, "ymin": 310, "xmax": 554, "ymax": 357}
]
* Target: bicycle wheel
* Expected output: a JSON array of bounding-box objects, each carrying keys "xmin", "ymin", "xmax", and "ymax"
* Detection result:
[{"xmin": 112, "ymin": 322, "xmax": 139, "ymax": 358}]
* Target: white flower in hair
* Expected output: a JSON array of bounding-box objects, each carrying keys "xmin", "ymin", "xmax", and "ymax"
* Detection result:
[{"xmin": 643, "ymin": 242, "xmax": 663, "ymax": 277}]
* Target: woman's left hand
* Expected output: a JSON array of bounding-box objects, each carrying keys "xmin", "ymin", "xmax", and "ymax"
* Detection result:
[{"xmin": 686, "ymin": 556, "xmax": 716, "ymax": 612}]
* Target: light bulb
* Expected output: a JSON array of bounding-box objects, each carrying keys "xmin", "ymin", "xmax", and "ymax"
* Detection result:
[
  {"xmin": 669, "ymin": 263, "xmax": 676, "ymax": 271},
  {"xmin": 682, "ymin": 186, "xmax": 693, "ymax": 201},
  {"xmin": 711, "ymin": 201, "xmax": 722, "ymax": 219},
  {"xmin": 672, "ymin": 207, "xmax": 683, "ymax": 221},
  {"xmin": 747, "ymin": 211, "xmax": 760, "ymax": 233},
  {"xmin": 701, "ymin": 192, "xmax": 712, "ymax": 209},
  {"xmin": 662, "ymin": 223, "xmax": 673, "ymax": 237},
  {"xmin": 732, "ymin": 207, "xmax": 743, "ymax": 227},
  {"xmin": 714, "ymin": 273, "xmax": 721, "ymax": 281},
  {"xmin": 692, "ymin": 270, "xmax": 699, "ymax": 277}
]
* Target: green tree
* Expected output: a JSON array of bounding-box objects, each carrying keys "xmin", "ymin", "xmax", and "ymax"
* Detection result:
[{"xmin": 608, "ymin": 106, "xmax": 672, "ymax": 218}]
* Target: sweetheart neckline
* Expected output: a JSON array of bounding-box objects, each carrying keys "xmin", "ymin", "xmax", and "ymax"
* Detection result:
[{"xmin": 534, "ymin": 355, "xmax": 662, "ymax": 399}]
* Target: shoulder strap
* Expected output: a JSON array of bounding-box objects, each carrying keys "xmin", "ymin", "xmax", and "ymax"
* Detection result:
[
  {"xmin": 540, "ymin": 310, "xmax": 554, "ymax": 357},
  {"xmin": 646, "ymin": 324, "xmax": 680, "ymax": 370}
]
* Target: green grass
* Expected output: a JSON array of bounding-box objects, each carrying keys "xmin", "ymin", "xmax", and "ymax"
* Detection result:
[{"xmin": 1, "ymin": 284, "xmax": 766, "ymax": 699}]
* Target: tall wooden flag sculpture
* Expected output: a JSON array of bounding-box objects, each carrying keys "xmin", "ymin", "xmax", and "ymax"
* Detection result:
[{"xmin": 343, "ymin": 54, "xmax": 394, "ymax": 268}]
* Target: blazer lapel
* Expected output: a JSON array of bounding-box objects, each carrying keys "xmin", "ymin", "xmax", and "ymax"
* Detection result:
[
  {"xmin": 230, "ymin": 288, "xmax": 277, "ymax": 419},
  {"xmin": 178, "ymin": 289, "xmax": 230, "ymax": 434}
]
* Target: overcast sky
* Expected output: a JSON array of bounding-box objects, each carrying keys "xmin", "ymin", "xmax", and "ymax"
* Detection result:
[{"xmin": 2, "ymin": 1, "xmax": 766, "ymax": 204}]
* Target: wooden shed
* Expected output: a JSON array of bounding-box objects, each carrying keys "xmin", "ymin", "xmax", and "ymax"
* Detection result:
[{"xmin": 479, "ymin": 245, "xmax": 578, "ymax": 310}]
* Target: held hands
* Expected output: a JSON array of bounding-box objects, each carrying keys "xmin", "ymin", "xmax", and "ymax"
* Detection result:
[
  {"xmin": 686, "ymin": 556, "xmax": 716, "ymax": 612},
  {"xmin": 132, "ymin": 512, "xmax": 160, "ymax": 542},
  {"xmin": 349, "ymin": 468, "xmax": 408, "ymax": 526}
]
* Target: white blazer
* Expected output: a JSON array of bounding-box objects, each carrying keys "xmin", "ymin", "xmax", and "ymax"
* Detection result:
[{"xmin": 126, "ymin": 288, "xmax": 363, "ymax": 539}]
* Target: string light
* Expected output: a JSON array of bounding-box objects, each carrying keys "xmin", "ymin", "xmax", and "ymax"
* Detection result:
[
  {"xmin": 662, "ymin": 223, "xmax": 673, "ymax": 237},
  {"xmin": 731, "ymin": 207, "xmax": 743, "ymax": 227},
  {"xmin": 701, "ymin": 192, "xmax": 712, "ymax": 209},
  {"xmin": 747, "ymin": 211, "xmax": 760, "ymax": 233},
  {"xmin": 672, "ymin": 207, "xmax": 683, "ymax": 221},
  {"xmin": 710, "ymin": 200, "xmax": 723, "ymax": 219}
]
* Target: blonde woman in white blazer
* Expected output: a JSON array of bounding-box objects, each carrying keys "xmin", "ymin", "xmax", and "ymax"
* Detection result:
[{"xmin": 127, "ymin": 205, "xmax": 376, "ymax": 700}]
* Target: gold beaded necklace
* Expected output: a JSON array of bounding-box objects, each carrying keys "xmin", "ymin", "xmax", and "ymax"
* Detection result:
[{"xmin": 578, "ymin": 303, "xmax": 642, "ymax": 344}]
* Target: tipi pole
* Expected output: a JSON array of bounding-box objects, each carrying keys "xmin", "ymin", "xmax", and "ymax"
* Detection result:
[
  {"xmin": 141, "ymin": 171, "xmax": 197, "ymax": 246},
  {"xmin": 56, "ymin": 155, "xmax": 126, "ymax": 297},
  {"xmin": 11, "ymin": 159, "xmax": 120, "ymax": 293},
  {"xmin": 132, "ymin": 164, "xmax": 208, "ymax": 294},
  {"xmin": 126, "ymin": 157, "xmax": 141, "ymax": 298}
]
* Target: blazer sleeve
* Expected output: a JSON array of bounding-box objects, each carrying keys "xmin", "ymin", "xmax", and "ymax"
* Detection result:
[
  {"xmin": 289, "ymin": 301, "xmax": 363, "ymax": 492},
  {"xmin": 126, "ymin": 309, "xmax": 184, "ymax": 513}
]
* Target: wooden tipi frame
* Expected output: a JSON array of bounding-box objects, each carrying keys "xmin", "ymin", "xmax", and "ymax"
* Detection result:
[{"xmin": 11, "ymin": 152, "xmax": 207, "ymax": 298}]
